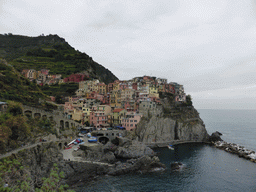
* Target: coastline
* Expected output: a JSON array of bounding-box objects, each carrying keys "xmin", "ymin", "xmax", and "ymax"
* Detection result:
[{"xmin": 145, "ymin": 140, "xmax": 208, "ymax": 148}]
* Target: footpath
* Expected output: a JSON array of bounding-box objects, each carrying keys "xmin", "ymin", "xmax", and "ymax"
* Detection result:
[
  {"xmin": 145, "ymin": 140, "xmax": 205, "ymax": 148},
  {"xmin": 0, "ymin": 138, "xmax": 70, "ymax": 160}
]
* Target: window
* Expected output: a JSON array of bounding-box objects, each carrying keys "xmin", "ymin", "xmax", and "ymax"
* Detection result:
[
  {"xmin": 130, "ymin": 124, "xmax": 133, "ymax": 127},
  {"xmin": 130, "ymin": 120, "xmax": 133, "ymax": 122},
  {"xmin": 134, "ymin": 120, "xmax": 137, "ymax": 122}
]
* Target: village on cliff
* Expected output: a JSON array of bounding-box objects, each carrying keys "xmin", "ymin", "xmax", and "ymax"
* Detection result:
[{"xmin": 21, "ymin": 69, "xmax": 187, "ymax": 131}]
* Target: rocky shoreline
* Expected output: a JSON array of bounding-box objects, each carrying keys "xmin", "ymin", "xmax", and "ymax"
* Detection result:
[
  {"xmin": 213, "ymin": 140, "xmax": 256, "ymax": 163},
  {"xmin": 209, "ymin": 131, "xmax": 256, "ymax": 163}
]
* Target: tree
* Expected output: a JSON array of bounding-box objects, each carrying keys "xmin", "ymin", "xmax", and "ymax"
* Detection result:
[
  {"xmin": 7, "ymin": 101, "xmax": 23, "ymax": 116},
  {"xmin": 186, "ymin": 95, "xmax": 193, "ymax": 106},
  {"xmin": 0, "ymin": 160, "xmax": 74, "ymax": 192},
  {"xmin": 55, "ymin": 95, "xmax": 64, "ymax": 104}
]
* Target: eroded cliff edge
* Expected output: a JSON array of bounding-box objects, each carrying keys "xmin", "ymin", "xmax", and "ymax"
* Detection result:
[{"xmin": 135, "ymin": 93, "xmax": 209, "ymax": 146}]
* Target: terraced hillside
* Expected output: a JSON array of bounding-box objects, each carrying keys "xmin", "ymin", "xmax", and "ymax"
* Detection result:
[
  {"xmin": 0, "ymin": 59, "xmax": 47, "ymax": 104},
  {"xmin": 0, "ymin": 33, "xmax": 118, "ymax": 84}
]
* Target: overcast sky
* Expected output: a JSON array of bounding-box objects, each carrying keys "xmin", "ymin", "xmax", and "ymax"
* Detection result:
[{"xmin": 1, "ymin": 0, "xmax": 256, "ymax": 109}]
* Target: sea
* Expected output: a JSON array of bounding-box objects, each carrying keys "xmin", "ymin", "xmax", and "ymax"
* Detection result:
[{"xmin": 77, "ymin": 109, "xmax": 256, "ymax": 192}]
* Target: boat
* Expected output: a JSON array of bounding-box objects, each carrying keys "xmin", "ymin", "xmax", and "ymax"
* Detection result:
[
  {"xmin": 168, "ymin": 145, "xmax": 174, "ymax": 150},
  {"xmin": 88, "ymin": 137, "xmax": 97, "ymax": 143}
]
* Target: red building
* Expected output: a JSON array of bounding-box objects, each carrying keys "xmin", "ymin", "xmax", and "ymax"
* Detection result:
[
  {"xmin": 107, "ymin": 83, "xmax": 114, "ymax": 93},
  {"xmin": 64, "ymin": 74, "xmax": 88, "ymax": 83},
  {"xmin": 132, "ymin": 83, "xmax": 138, "ymax": 90},
  {"xmin": 163, "ymin": 84, "xmax": 175, "ymax": 94}
]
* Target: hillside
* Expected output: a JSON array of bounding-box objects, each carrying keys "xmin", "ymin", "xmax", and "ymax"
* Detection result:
[
  {"xmin": 0, "ymin": 59, "xmax": 47, "ymax": 104},
  {"xmin": 0, "ymin": 33, "xmax": 118, "ymax": 84}
]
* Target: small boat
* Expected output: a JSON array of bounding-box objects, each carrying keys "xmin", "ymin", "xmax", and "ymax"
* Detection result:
[
  {"xmin": 168, "ymin": 145, "xmax": 174, "ymax": 150},
  {"xmin": 88, "ymin": 137, "xmax": 97, "ymax": 143}
]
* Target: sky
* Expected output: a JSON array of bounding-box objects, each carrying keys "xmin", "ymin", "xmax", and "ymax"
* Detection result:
[{"xmin": 1, "ymin": 0, "xmax": 256, "ymax": 109}]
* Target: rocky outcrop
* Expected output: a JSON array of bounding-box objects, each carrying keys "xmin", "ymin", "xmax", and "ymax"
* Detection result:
[
  {"xmin": 170, "ymin": 162, "xmax": 184, "ymax": 170},
  {"xmin": 79, "ymin": 137, "xmax": 155, "ymax": 162},
  {"xmin": 135, "ymin": 116, "xmax": 208, "ymax": 144},
  {"xmin": 209, "ymin": 131, "xmax": 223, "ymax": 142},
  {"xmin": 108, "ymin": 156, "xmax": 166, "ymax": 176},
  {"xmin": 114, "ymin": 140, "xmax": 155, "ymax": 159}
]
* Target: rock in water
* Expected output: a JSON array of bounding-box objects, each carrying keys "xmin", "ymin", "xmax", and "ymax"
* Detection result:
[
  {"xmin": 209, "ymin": 131, "xmax": 223, "ymax": 142},
  {"xmin": 170, "ymin": 162, "xmax": 183, "ymax": 170}
]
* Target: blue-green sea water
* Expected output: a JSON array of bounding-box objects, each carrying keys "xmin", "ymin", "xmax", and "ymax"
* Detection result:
[{"xmin": 77, "ymin": 109, "xmax": 256, "ymax": 192}]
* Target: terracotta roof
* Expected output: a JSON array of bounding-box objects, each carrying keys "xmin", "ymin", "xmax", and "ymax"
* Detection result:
[{"xmin": 113, "ymin": 108, "xmax": 124, "ymax": 113}]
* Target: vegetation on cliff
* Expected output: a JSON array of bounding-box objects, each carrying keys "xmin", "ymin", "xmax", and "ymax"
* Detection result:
[
  {"xmin": 0, "ymin": 102, "xmax": 31, "ymax": 153},
  {"xmin": 0, "ymin": 101, "xmax": 56, "ymax": 154},
  {"xmin": 0, "ymin": 159, "xmax": 74, "ymax": 191},
  {"xmin": 40, "ymin": 83, "xmax": 78, "ymax": 102},
  {"xmin": 0, "ymin": 59, "xmax": 47, "ymax": 105}
]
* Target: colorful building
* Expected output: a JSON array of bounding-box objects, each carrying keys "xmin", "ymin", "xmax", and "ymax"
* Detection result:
[
  {"xmin": 90, "ymin": 105, "xmax": 111, "ymax": 127},
  {"xmin": 112, "ymin": 108, "xmax": 127, "ymax": 126},
  {"xmin": 121, "ymin": 112, "xmax": 142, "ymax": 131}
]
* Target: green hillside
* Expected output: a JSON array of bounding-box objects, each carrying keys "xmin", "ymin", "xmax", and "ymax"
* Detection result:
[
  {"xmin": 0, "ymin": 59, "xmax": 47, "ymax": 104},
  {"xmin": 0, "ymin": 33, "xmax": 118, "ymax": 84}
]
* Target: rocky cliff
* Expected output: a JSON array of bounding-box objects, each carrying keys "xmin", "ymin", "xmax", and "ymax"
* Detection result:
[
  {"xmin": 3, "ymin": 138, "xmax": 165, "ymax": 189},
  {"xmin": 135, "ymin": 95, "xmax": 209, "ymax": 145}
]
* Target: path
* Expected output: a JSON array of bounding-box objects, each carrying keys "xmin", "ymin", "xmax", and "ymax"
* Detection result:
[
  {"xmin": 0, "ymin": 138, "xmax": 70, "ymax": 160},
  {"xmin": 145, "ymin": 140, "xmax": 205, "ymax": 148}
]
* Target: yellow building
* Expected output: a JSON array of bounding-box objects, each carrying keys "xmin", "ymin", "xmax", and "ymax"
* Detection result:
[
  {"xmin": 113, "ymin": 82, "xmax": 120, "ymax": 91},
  {"xmin": 97, "ymin": 83, "xmax": 107, "ymax": 95},
  {"xmin": 82, "ymin": 106, "xmax": 91, "ymax": 116},
  {"xmin": 112, "ymin": 108, "xmax": 127, "ymax": 125},
  {"xmin": 72, "ymin": 108, "xmax": 83, "ymax": 122},
  {"xmin": 149, "ymin": 85, "xmax": 159, "ymax": 98},
  {"xmin": 110, "ymin": 90, "xmax": 122, "ymax": 108}
]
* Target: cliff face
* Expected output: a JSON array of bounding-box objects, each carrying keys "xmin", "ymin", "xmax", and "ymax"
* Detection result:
[
  {"xmin": 135, "ymin": 97, "xmax": 209, "ymax": 145},
  {"xmin": 135, "ymin": 116, "xmax": 208, "ymax": 144}
]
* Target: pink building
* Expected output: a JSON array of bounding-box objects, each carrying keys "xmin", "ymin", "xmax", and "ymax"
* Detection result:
[
  {"xmin": 124, "ymin": 100, "xmax": 137, "ymax": 112},
  {"xmin": 64, "ymin": 102, "xmax": 74, "ymax": 113},
  {"xmin": 41, "ymin": 69, "xmax": 50, "ymax": 75},
  {"xmin": 90, "ymin": 105, "xmax": 111, "ymax": 127},
  {"xmin": 50, "ymin": 96, "xmax": 55, "ymax": 102},
  {"xmin": 121, "ymin": 112, "xmax": 142, "ymax": 131}
]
